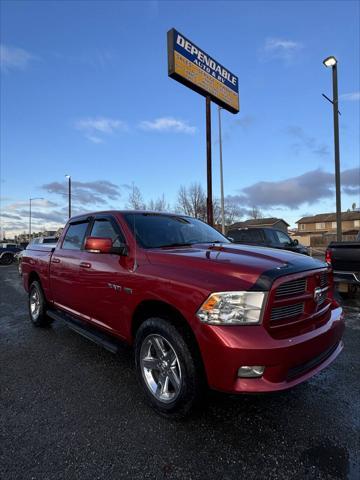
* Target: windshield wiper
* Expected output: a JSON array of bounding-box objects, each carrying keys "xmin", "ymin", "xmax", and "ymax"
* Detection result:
[
  {"xmin": 157, "ymin": 242, "xmax": 194, "ymax": 248},
  {"xmin": 196, "ymin": 240, "xmax": 225, "ymax": 244}
]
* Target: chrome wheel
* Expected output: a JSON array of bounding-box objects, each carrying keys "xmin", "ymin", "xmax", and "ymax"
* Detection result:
[
  {"xmin": 30, "ymin": 288, "xmax": 41, "ymax": 320},
  {"xmin": 140, "ymin": 334, "xmax": 182, "ymax": 403}
]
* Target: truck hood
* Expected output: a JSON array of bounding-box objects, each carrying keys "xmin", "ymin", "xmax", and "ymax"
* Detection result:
[{"xmin": 146, "ymin": 243, "xmax": 326, "ymax": 291}]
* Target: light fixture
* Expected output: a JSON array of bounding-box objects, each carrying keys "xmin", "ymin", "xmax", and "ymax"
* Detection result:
[{"xmin": 323, "ymin": 56, "xmax": 337, "ymax": 68}]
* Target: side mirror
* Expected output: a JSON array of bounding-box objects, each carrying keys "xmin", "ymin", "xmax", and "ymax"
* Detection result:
[
  {"xmin": 85, "ymin": 237, "xmax": 112, "ymax": 253},
  {"xmin": 292, "ymin": 239, "xmax": 299, "ymax": 246},
  {"xmin": 227, "ymin": 236, "xmax": 235, "ymax": 243},
  {"xmin": 84, "ymin": 237, "xmax": 128, "ymax": 256}
]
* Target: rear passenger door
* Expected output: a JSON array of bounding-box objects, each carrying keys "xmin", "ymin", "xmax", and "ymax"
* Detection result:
[{"xmin": 50, "ymin": 218, "xmax": 91, "ymax": 317}]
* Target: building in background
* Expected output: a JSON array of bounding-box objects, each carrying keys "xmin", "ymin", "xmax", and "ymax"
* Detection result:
[
  {"xmin": 296, "ymin": 211, "xmax": 360, "ymax": 246},
  {"xmin": 228, "ymin": 217, "xmax": 289, "ymax": 233}
]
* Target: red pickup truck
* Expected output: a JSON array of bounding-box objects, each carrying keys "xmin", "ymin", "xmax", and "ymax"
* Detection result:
[{"xmin": 22, "ymin": 211, "xmax": 344, "ymax": 417}]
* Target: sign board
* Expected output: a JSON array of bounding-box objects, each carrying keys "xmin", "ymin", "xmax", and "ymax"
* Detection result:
[{"xmin": 167, "ymin": 28, "xmax": 239, "ymax": 114}]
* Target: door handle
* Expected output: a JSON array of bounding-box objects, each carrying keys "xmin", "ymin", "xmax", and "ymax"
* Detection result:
[
  {"xmin": 51, "ymin": 258, "xmax": 60, "ymax": 264},
  {"xmin": 80, "ymin": 262, "xmax": 91, "ymax": 269}
]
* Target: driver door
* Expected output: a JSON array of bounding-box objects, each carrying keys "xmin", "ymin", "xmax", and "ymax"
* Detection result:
[{"xmin": 78, "ymin": 215, "xmax": 130, "ymax": 337}]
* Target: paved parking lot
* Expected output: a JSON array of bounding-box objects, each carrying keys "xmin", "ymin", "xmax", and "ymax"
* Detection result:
[{"xmin": 1, "ymin": 264, "xmax": 359, "ymax": 480}]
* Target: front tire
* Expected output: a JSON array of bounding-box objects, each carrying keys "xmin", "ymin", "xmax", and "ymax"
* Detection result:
[
  {"xmin": 28, "ymin": 281, "xmax": 53, "ymax": 327},
  {"xmin": 135, "ymin": 317, "xmax": 204, "ymax": 418},
  {"xmin": 0, "ymin": 253, "xmax": 13, "ymax": 265}
]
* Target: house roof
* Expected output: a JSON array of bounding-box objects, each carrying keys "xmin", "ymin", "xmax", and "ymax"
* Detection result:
[
  {"xmin": 230, "ymin": 217, "xmax": 290, "ymax": 228},
  {"xmin": 296, "ymin": 211, "xmax": 360, "ymax": 223}
]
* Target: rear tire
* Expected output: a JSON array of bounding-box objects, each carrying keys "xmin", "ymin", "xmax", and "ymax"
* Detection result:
[
  {"xmin": 135, "ymin": 317, "xmax": 204, "ymax": 418},
  {"xmin": 28, "ymin": 281, "xmax": 53, "ymax": 327}
]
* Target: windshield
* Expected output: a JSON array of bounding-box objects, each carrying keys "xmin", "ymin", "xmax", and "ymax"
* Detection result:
[{"xmin": 123, "ymin": 213, "xmax": 230, "ymax": 248}]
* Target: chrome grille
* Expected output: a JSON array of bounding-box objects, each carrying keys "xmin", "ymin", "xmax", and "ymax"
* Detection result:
[
  {"xmin": 317, "ymin": 290, "xmax": 328, "ymax": 306},
  {"xmin": 270, "ymin": 303, "xmax": 304, "ymax": 322},
  {"xmin": 275, "ymin": 278, "xmax": 307, "ymax": 298},
  {"xmin": 319, "ymin": 272, "xmax": 328, "ymax": 288}
]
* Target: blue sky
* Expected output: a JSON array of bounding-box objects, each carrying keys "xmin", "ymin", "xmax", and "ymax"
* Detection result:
[{"xmin": 1, "ymin": 0, "xmax": 359, "ymax": 236}]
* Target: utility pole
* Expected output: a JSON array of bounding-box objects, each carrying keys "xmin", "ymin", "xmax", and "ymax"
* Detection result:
[{"xmin": 65, "ymin": 175, "xmax": 72, "ymax": 218}]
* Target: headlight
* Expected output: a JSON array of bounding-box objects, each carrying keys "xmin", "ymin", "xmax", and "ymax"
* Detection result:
[{"xmin": 196, "ymin": 291, "xmax": 266, "ymax": 325}]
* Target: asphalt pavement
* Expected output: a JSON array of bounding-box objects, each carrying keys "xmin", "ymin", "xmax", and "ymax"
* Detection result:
[{"xmin": 1, "ymin": 264, "xmax": 359, "ymax": 480}]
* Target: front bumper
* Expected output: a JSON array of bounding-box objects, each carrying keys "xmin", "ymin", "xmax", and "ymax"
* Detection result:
[{"xmin": 196, "ymin": 306, "xmax": 344, "ymax": 393}]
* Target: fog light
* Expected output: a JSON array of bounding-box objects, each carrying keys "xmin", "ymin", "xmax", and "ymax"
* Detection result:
[{"xmin": 237, "ymin": 366, "xmax": 265, "ymax": 378}]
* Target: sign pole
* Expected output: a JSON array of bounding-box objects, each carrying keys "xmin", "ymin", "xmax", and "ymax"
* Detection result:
[{"xmin": 206, "ymin": 96, "xmax": 213, "ymax": 226}]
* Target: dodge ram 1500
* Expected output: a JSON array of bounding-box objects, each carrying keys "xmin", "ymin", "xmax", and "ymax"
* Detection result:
[{"xmin": 22, "ymin": 211, "xmax": 345, "ymax": 417}]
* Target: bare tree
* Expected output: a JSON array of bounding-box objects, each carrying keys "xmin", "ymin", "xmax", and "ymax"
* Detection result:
[
  {"xmin": 224, "ymin": 196, "xmax": 243, "ymax": 225},
  {"xmin": 249, "ymin": 206, "xmax": 263, "ymax": 219},
  {"xmin": 177, "ymin": 183, "xmax": 207, "ymax": 220},
  {"xmin": 147, "ymin": 194, "xmax": 169, "ymax": 212},
  {"xmin": 127, "ymin": 182, "xmax": 145, "ymax": 210}
]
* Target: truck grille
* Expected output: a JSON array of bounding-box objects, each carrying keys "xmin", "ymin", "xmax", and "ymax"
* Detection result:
[
  {"xmin": 271, "ymin": 303, "xmax": 304, "ymax": 322},
  {"xmin": 275, "ymin": 278, "xmax": 307, "ymax": 298},
  {"xmin": 268, "ymin": 269, "xmax": 331, "ymax": 335},
  {"xmin": 319, "ymin": 272, "xmax": 328, "ymax": 288}
]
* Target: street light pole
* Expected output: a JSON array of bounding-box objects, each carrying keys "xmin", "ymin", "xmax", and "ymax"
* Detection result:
[
  {"xmin": 65, "ymin": 175, "xmax": 71, "ymax": 218},
  {"xmin": 218, "ymin": 106, "xmax": 225, "ymax": 234},
  {"xmin": 323, "ymin": 56, "xmax": 342, "ymax": 241},
  {"xmin": 29, "ymin": 197, "xmax": 44, "ymax": 240},
  {"xmin": 206, "ymin": 97, "xmax": 214, "ymax": 226}
]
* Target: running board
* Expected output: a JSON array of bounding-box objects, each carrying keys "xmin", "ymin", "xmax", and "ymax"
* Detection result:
[{"xmin": 46, "ymin": 309, "xmax": 121, "ymax": 354}]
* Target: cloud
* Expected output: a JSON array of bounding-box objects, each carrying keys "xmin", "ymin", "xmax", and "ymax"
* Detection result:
[
  {"xmin": 261, "ymin": 37, "xmax": 303, "ymax": 63},
  {"xmin": 74, "ymin": 117, "xmax": 128, "ymax": 143},
  {"xmin": 234, "ymin": 167, "xmax": 359, "ymax": 209},
  {"xmin": 6, "ymin": 199, "xmax": 58, "ymax": 211},
  {"xmin": 340, "ymin": 92, "xmax": 360, "ymax": 102},
  {"xmin": 16, "ymin": 209, "xmax": 66, "ymax": 224},
  {"xmin": 41, "ymin": 179, "xmax": 121, "ymax": 205},
  {"xmin": 0, "ymin": 213, "xmax": 22, "ymax": 220},
  {"xmin": 341, "ymin": 168, "xmax": 360, "ymax": 195},
  {"xmin": 286, "ymin": 126, "xmax": 329, "ymax": 157},
  {"xmin": 139, "ymin": 117, "xmax": 196, "ymax": 134},
  {"xmin": 0, "ymin": 44, "xmax": 37, "ymax": 72}
]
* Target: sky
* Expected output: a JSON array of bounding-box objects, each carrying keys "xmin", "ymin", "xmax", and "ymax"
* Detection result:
[{"xmin": 0, "ymin": 0, "xmax": 359, "ymax": 237}]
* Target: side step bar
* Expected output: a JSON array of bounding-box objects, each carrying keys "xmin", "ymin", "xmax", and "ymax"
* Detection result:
[{"xmin": 46, "ymin": 309, "xmax": 121, "ymax": 354}]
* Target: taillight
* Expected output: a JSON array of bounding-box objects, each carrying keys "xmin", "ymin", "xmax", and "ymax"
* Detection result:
[{"xmin": 325, "ymin": 248, "xmax": 332, "ymax": 265}]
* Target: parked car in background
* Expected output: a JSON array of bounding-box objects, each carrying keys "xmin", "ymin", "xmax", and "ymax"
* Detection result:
[
  {"xmin": 0, "ymin": 243, "xmax": 22, "ymax": 265},
  {"xmin": 227, "ymin": 227, "xmax": 309, "ymax": 255},
  {"xmin": 21, "ymin": 211, "xmax": 344, "ymax": 417},
  {"xmin": 326, "ymin": 230, "xmax": 360, "ymax": 294}
]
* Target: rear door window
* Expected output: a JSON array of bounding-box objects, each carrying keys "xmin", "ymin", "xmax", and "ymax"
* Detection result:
[{"xmin": 62, "ymin": 221, "xmax": 89, "ymax": 250}]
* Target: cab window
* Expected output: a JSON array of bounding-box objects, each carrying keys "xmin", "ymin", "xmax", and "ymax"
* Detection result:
[
  {"xmin": 62, "ymin": 221, "xmax": 89, "ymax": 250},
  {"xmin": 90, "ymin": 218, "xmax": 124, "ymax": 247}
]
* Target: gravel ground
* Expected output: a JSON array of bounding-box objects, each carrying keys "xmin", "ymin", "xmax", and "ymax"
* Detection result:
[{"xmin": 1, "ymin": 264, "xmax": 359, "ymax": 480}]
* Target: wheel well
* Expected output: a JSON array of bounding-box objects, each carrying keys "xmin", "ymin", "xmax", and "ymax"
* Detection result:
[
  {"xmin": 28, "ymin": 271, "xmax": 41, "ymax": 289},
  {"xmin": 131, "ymin": 300, "xmax": 207, "ymax": 382}
]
